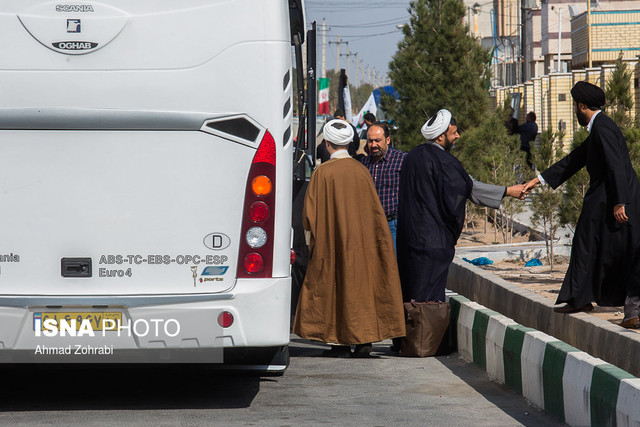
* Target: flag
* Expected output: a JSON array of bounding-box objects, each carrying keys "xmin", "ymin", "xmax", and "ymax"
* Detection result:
[
  {"xmin": 343, "ymin": 85, "xmax": 352, "ymax": 123},
  {"xmin": 351, "ymin": 92, "xmax": 377, "ymax": 131},
  {"xmin": 318, "ymin": 78, "xmax": 329, "ymax": 115},
  {"xmin": 337, "ymin": 69, "xmax": 347, "ymax": 113}
]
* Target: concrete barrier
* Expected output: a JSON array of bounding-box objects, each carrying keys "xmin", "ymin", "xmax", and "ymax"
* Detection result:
[
  {"xmin": 447, "ymin": 257, "xmax": 640, "ymax": 377},
  {"xmin": 485, "ymin": 315, "xmax": 517, "ymax": 383},
  {"xmin": 521, "ymin": 330, "xmax": 559, "ymax": 409},
  {"xmin": 447, "ymin": 294, "xmax": 640, "ymax": 426}
]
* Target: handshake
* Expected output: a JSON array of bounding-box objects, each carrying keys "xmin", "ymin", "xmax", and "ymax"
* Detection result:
[{"xmin": 505, "ymin": 177, "xmax": 540, "ymax": 200}]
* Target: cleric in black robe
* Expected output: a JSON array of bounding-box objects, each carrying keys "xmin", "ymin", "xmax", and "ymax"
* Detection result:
[
  {"xmin": 524, "ymin": 81, "xmax": 640, "ymax": 318},
  {"xmin": 397, "ymin": 109, "xmax": 525, "ymax": 302}
]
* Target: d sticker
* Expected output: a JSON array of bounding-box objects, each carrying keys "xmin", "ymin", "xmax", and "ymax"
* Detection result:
[{"xmin": 203, "ymin": 233, "xmax": 231, "ymax": 250}]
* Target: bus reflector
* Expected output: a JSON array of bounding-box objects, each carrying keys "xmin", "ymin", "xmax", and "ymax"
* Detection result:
[
  {"xmin": 290, "ymin": 250, "xmax": 295, "ymax": 264},
  {"xmin": 249, "ymin": 201, "xmax": 269, "ymax": 222},
  {"xmin": 251, "ymin": 175, "xmax": 272, "ymax": 196},
  {"xmin": 218, "ymin": 311, "xmax": 234, "ymax": 328},
  {"xmin": 244, "ymin": 253, "xmax": 264, "ymax": 273}
]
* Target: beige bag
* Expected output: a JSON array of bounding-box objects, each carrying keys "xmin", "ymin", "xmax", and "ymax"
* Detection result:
[{"xmin": 400, "ymin": 301, "xmax": 451, "ymax": 357}]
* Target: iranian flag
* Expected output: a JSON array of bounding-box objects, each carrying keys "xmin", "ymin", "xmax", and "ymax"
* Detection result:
[{"xmin": 318, "ymin": 77, "xmax": 330, "ymax": 115}]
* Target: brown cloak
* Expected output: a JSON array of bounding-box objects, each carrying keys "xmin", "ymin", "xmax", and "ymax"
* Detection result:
[{"xmin": 292, "ymin": 155, "xmax": 405, "ymax": 344}]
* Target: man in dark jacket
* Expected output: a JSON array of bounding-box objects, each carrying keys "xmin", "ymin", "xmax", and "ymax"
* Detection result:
[
  {"xmin": 397, "ymin": 109, "xmax": 525, "ymax": 302},
  {"xmin": 523, "ymin": 81, "xmax": 640, "ymax": 326}
]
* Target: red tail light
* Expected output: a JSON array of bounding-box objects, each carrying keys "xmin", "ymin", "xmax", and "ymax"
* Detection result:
[{"xmin": 237, "ymin": 131, "xmax": 275, "ymax": 278}]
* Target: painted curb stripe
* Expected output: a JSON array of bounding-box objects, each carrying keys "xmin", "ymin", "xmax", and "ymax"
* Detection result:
[
  {"xmin": 563, "ymin": 352, "xmax": 608, "ymax": 427},
  {"xmin": 456, "ymin": 302, "xmax": 484, "ymax": 363},
  {"xmin": 448, "ymin": 292, "xmax": 640, "ymax": 426},
  {"xmin": 444, "ymin": 293, "xmax": 465, "ymax": 353},
  {"xmin": 616, "ymin": 378, "xmax": 640, "ymax": 426},
  {"xmin": 503, "ymin": 324, "xmax": 535, "ymax": 395},
  {"xmin": 485, "ymin": 315, "xmax": 518, "ymax": 384},
  {"xmin": 472, "ymin": 308, "xmax": 499, "ymax": 370},
  {"xmin": 542, "ymin": 340, "xmax": 579, "ymax": 423},
  {"xmin": 521, "ymin": 331, "xmax": 559, "ymax": 410},
  {"xmin": 590, "ymin": 364, "xmax": 634, "ymax": 426}
]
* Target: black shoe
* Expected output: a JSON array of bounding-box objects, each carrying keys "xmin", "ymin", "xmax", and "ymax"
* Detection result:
[
  {"xmin": 352, "ymin": 343, "xmax": 373, "ymax": 358},
  {"xmin": 321, "ymin": 345, "xmax": 352, "ymax": 358},
  {"xmin": 553, "ymin": 303, "xmax": 594, "ymax": 314}
]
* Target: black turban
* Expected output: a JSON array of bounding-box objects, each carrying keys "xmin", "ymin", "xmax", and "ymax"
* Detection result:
[{"xmin": 571, "ymin": 81, "xmax": 606, "ymax": 108}]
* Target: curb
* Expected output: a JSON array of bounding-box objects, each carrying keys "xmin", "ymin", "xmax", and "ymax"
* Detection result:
[
  {"xmin": 447, "ymin": 257, "xmax": 640, "ymax": 377},
  {"xmin": 446, "ymin": 293, "xmax": 640, "ymax": 426}
]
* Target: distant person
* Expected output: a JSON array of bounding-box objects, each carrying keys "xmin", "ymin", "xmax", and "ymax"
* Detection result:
[
  {"xmin": 522, "ymin": 81, "xmax": 640, "ymax": 323},
  {"xmin": 360, "ymin": 122, "xmax": 406, "ymax": 250},
  {"xmin": 316, "ymin": 109, "xmax": 359, "ymax": 163},
  {"xmin": 397, "ymin": 109, "xmax": 526, "ymax": 303},
  {"xmin": 359, "ymin": 112, "xmax": 377, "ymax": 140},
  {"xmin": 293, "ymin": 119, "xmax": 405, "ymax": 357},
  {"xmin": 515, "ymin": 111, "xmax": 538, "ymax": 169}
]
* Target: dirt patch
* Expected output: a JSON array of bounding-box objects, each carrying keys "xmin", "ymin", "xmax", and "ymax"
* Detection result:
[
  {"xmin": 456, "ymin": 233, "xmax": 635, "ymax": 332},
  {"xmin": 457, "ymin": 230, "xmax": 532, "ymax": 247}
]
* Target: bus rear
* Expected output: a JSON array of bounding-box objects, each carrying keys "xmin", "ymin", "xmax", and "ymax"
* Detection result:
[{"xmin": 0, "ymin": 0, "xmax": 297, "ymax": 372}]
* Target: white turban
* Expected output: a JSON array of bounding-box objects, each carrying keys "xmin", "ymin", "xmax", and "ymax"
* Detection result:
[
  {"xmin": 421, "ymin": 109, "xmax": 452, "ymax": 141},
  {"xmin": 323, "ymin": 119, "xmax": 354, "ymax": 146}
]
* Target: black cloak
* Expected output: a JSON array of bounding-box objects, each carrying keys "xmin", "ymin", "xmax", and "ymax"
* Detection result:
[
  {"xmin": 396, "ymin": 143, "xmax": 473, "ymax": 302},
  {"xmin": 541, "ymin": 112, "xmax": 640, "ymax": 307}
]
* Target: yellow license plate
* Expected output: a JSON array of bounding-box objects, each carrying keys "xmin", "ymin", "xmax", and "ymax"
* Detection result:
[{"xmin": 34, "ymin": 312, "xmax": 122, "ymax": 331}]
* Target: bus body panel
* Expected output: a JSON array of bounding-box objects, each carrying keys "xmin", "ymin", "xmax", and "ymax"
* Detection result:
[{"xmin": 0, "ymin": 0, "xmax": 295, "ymax": 364}]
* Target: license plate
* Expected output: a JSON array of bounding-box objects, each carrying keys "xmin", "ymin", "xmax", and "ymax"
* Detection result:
[{"xmin": 33, "ymin": 312, "xmax": 122, "ymax": 331}]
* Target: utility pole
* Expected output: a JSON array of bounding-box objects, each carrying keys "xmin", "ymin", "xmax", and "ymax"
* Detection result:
[
  {"xmin": 354, "ymin": 53, "xmax": 359, "ymax": 87},
  {"xmin": 557, "ymin": 7, "xmax": 562, "ymax": 72},
  {"xmin": 340, "ymin": 49, "xmax": 356, "ymax": 79},
  {"xmin": 587, "ymin": 0, "xmax": 592, "ymax": 68},
  {"xmin": 328, "ymin": 36, "xmax": 347, "ymax": 72},
  {"xmin": 321, "ymin": 18, "xmax": 326, "ymax": 78}
]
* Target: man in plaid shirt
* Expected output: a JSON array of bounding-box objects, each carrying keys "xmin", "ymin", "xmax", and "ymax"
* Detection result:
[{"xmin": 360, "ymin": 122, "xmax": 406, "ymax": 250}]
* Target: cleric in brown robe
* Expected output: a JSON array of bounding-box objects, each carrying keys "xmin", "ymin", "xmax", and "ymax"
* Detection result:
[
  {"xmin": 293, "ymin": 119, "xmax": 406, "ymax": 357},
  {"xmin": 524, "ymin": 81, "xmax": 640, "ymax": 324}
]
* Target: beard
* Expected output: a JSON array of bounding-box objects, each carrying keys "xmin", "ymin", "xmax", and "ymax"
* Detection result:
[
  {"xmin": 576, "ymin": 109, "xmax": 589, "ymax": 126},
  {"xmin": 443, "ymin": 138, "xmax": 455, "ymax": 151}
]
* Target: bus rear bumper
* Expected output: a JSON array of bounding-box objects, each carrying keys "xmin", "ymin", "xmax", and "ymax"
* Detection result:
[{"xmin": 0, "ymin": 277, "xmax": 291, "ymax": 366}]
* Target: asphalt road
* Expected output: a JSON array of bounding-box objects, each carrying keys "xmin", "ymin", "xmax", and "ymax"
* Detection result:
[{"xmin": 0, "ymin": 338, "xmax": 561, "ymax": 426}]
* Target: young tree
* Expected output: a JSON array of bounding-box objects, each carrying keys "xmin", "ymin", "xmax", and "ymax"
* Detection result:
[
  {"xmin": 530, "ymin": 129, "xmax": 564, "ymax": 270},
  {"xmin": 383, "ymin": 0, "xmax": 491, "ymax": 151},
  {"xmin": 605, "ymin": 51, "xmax": 633, "ymax": 128},
  {"xmin": 456, "ymin": 106, "xmax": 526, "ymax": 243},
  {"xmin": 559, "ymin": 128, "xmax": 590, "ymax": 230}
]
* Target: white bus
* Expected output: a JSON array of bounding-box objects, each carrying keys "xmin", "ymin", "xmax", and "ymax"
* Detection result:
[{"xmin": 0, "ymin": 0, "xmax": 306, "ymax": 373}]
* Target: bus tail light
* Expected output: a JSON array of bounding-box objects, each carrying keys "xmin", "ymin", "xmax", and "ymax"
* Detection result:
[{"xmin": 237, "ymin": 131, "xmax": 275, "ymax": 278}]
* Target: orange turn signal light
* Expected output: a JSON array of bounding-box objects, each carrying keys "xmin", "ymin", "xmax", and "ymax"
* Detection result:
[{"xmin": 251, "ymin": 175, "xmax": 272, "ymax": 196}]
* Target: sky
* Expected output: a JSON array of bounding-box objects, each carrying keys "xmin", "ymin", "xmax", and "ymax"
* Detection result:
[{"xmin": 305, "ymin": 0, "xmax": 412, "ymax": 88}]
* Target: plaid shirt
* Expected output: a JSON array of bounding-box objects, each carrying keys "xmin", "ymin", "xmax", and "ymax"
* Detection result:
[{"xmin": 360, "ymin": 147, "xmax": 406, "ymax": 218}]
